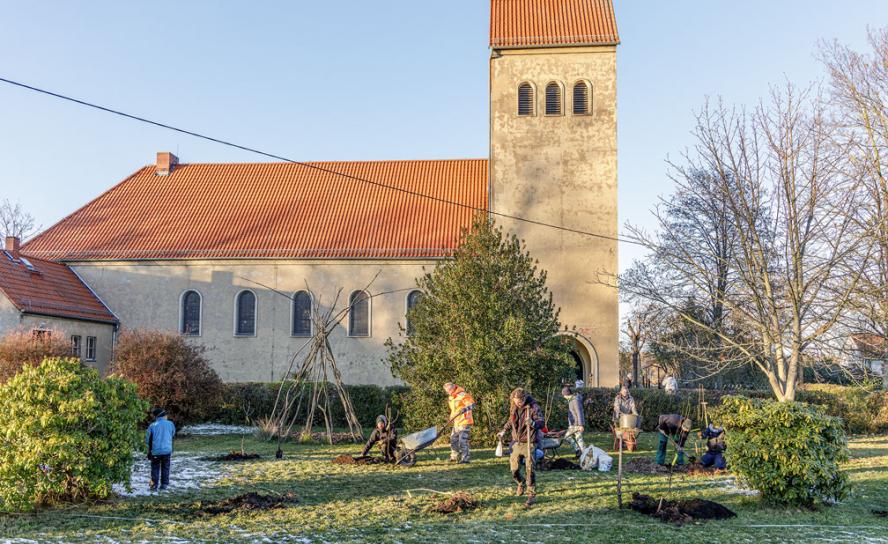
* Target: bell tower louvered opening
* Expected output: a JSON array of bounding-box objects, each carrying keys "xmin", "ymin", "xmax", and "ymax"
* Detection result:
[
  {"xmin": 545, "ymin": 83, "xmax": 562, "ymax": 115},
  {"xmin": 518, "ymin": 83, "xmax": 534, "ymax": 116},
  {"xmin": 573, "ymin": 81, "xmax": 591, "ymax": 115}
]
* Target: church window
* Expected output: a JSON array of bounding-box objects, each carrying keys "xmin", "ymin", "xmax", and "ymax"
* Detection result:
[
  {"xmin": 405, "ymin": 290, "xmax": 423, "ymax": 336},
  {"xmin": 181, "ymin": 290, "xmax": 201, "ymax": 336},
  {"xmin": 235, "ymin": 290, "xmax": 257, "ymax": 336},
  {"xmin": 348, "ymin": 290, "xmax": 370, "ymax": 337},
  {"xmin": 292, "ymin": 290, "xmax": 312, "ymax": 337},
  {"xmin": 573, "ymin": 81, "xmax": 591, "ymax": 115},
  {"xmin": 518, "ymin": 83, "xmax": 535, "ymax": 116},
  {"xmin": 545, "ymin": 82, "xmax": 563, "ymax": 115}
]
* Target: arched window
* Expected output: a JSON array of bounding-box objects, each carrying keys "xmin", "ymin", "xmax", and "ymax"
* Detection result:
[
  {"xmin": 292, "ymin": 291, "xmax": 312, "ymax": 337},
  {"xmin": 573, "ymin": 81, "xmax": 591, "ymax": 115},
  {"xmin": 406, "ymin": 290, "xmax": 423, "ymax": 336},
  {"xmin": 235, "ymin": 290, "xmax": 257, "ymax": 336},
  {"xmin": 545, "ymin": 83, "xmax": 563, "ymax": 115},
  {"xmin": 517, "ymin": 83, "xmax": 535, "ymax": 116},
  {"xmin": 181, "ymin": 290, "xmax": 201, "ymax": 336},
  {"xmin": 348, "ymin": 290, "xmax": 370, "ymax": 337}
]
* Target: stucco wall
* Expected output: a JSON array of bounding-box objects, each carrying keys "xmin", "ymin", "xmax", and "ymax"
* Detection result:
[
  {"xmin": 71, "ymin": 260, "xmax": 432, "ymax": 384},
  {"xmin": 0, "ymin": 293, "xmax": 116, "ymax": 373},
  {"xmin": 490, "ymin": 45, "xmax": 619, "ymax": 387}
]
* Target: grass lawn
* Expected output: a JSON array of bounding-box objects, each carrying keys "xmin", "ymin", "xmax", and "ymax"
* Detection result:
[{"xmin": 1, "ymin": 431, "xmax": 886, "ymax": 543}]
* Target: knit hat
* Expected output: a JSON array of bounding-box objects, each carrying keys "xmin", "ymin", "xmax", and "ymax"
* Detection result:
[
  {"xmin": 376, "ymin": 415, "xmax": 388, "ymax": 427},
  {"xmin": 561, "ymin": 386, "xmax": 573, "ymax": 397},
  {"xmin": 152, "ymin": 408, "xmax": 166, "ymax": 419}
]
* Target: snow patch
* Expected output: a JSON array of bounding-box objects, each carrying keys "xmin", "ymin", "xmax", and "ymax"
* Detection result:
[
  {"xmin": 178, "ymin": 423, "xmax": 256, "ymax": 436},
  {"xmin": 113, "ymin": 454, "xmax": 224, "ymax": 497}
]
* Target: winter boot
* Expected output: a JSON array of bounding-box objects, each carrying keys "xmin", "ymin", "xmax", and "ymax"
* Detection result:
[{"xmin": 524, "ymin": 487, "xmax": 536, "ymax": 507}]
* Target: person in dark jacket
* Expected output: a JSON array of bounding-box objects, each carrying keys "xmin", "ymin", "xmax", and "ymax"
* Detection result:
[
  {"xmin": 498, "ymin": 388, "xmax": 545, "ymax": 506},
  {"xmin": 561, "ymin": 386, "xmax": 586, "ymax": 456},
  {"xmin": 656, "ymin": 413, "xmax": 692, "ymax": 466},
  {"xmin": 361, "ymin": 415, "xmax": 399, "ymax": 462},
  {"xmin": 699, "ymin": 424, "xmax": 727, "ymax": 469},
  {"xmin": 146, "ymin": 407, "xmax": 176, "ymax": 491}
]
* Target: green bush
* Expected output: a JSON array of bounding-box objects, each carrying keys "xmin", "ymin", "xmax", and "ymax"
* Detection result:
[
  {"xmin": 0, "ymin": 358, "xmax": 147, "ymax": 512},
  {"xmin": 716, "ymin": 396, "xmax": 850, "ymax": 506}
]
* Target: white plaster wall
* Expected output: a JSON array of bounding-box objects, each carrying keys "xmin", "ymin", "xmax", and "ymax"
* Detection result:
[
  {"xmin": 71, "ymin": 260, "xmax": 432, "ymax": 384},
  {"xmin": 490, "ymin": 45, "xmax": 619, "ymax": 387},
  {"xmin": 0, "ymin": 294, "xmax": 20, "ymax": 332},
  {"xmin": 18, "ymin": 314, "xmax": 116, "ymax": 373}
]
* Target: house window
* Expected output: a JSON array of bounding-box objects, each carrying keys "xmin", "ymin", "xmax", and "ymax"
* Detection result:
[
  {"xmin": 348, "ymin": 290, "xmax": 370, "ymax": 337},
  {"xmin": 71, "ymin": 335, "xmax": 82, "ymax": 358},
  {"xmin": 235, "ymin": 290, "xmax": 257, "ymax": 336},
  {"xmin": 518, "ymin": 83, "xmax": 535, "ymax": 116},
  {"xmin": 85, "ymin": 336, "xmax": 97, "ymax": 362},
  {"xmin": 545, "ymin": 82, "xmax": 562, "ymax": 115},
  {"xmin": 573, "ymin": 81, "xmax": 591, "ymax": 115},
  {"xmin": 406, "ymin": 290, "xmax": 423, "ymax": 336},
  {"xmin": 292, "ymin": 291, "xmax": 312, "ymax": 337},
  {"xmin": 180, "ymin": 290, "xmax": 201, "ymax": 336}
]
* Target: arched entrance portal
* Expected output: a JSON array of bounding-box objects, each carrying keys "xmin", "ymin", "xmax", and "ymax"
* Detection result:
[{"xmin": 557, "ymin": 332, "xmax": 599, "ymax": 387}]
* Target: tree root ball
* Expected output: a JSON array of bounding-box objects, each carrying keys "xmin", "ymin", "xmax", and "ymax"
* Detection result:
[
  {"xmin": 331, "ymin": 454, "xmax": 386, "ymax": 465},
  {"xmin": 198, "ymin": 492, "xmax": 299, "ymax": 515},
  {"xmin": 629, "ymin": 492, "xmax": 736, "ymax": 525}
]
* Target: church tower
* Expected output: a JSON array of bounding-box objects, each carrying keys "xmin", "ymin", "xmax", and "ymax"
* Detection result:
[{"xmin": 489, "ymin": 0, "xmax": 619, "ymax": 386}]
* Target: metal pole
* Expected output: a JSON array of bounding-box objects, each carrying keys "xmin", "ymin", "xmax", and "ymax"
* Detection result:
[
  {"xmin": 525, "ymin": 405, "xmax": 532, "ymax": 494},
  {"xmin": 617, "ymin": 431, "xmax": 624, "ymax": 508}
]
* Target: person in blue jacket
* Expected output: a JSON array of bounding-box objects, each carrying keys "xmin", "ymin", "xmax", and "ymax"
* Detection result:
[{"xmin": 146, "ymin": 407, "xmax": 176, "ymax": 491}]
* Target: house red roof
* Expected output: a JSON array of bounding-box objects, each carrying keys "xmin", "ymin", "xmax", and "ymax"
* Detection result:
[
  {"xmin": 490, "ymin": 0, "xmax": 619, "ymax": 48},
  {"xmin": 0, "ymin": 251, "xmax": 116, "ymax": 324},
  {"xmin": 23, "ymin": 159, "xmax": 489, "ymax": 261}
]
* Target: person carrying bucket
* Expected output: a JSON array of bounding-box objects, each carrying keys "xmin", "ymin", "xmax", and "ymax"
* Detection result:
[
  {"xmin": 613, "ymin": 386, "xmax": 639, "ymax": 451},
  {"xmin": 443, "ymin": 382, "xmax": 475, "ymax": 463}
]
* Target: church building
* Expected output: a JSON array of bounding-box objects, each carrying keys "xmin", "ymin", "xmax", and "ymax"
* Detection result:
[{"xmin": 9, "ymin": 0, "xmax": 620, "ymax": 386}]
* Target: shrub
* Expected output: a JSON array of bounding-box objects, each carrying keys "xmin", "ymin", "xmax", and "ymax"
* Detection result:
[
  {"xmin": 110, "ymin": 330, "xmax": 223, "ymax": 425},
  {"xmin": 716, "ymin": 396, "xmax": 850, "ymax": 506},
  {"xmin": 0, "ymin": 329, "xmax": 73, "ymax": 384},
  {"xmin": 0, "ymin": 358, "xmax": 147, "ymax": 512}
]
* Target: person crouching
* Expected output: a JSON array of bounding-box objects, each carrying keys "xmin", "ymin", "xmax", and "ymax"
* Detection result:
[
  {"xmin": 699, "ymin": 423, "xmax": 727, "ymax": 469},
  {"xmin": 146, "ymin": 408, "xmax": 176, "ymax": 491},
  {"xmin": 498, "ymin": 388, "xmax": 544, "ymax": 507},
  {"xmin": 361, "ymin": 415, "xmax": 399, "ymax": 462}
]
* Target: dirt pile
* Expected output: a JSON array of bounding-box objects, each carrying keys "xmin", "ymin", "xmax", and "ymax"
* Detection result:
[
  {"xmin": 202, "ymin": 452, "xmax": 262, "ymax": 462},
  {"xmin": 430, "ymin": 492, "xmax": 479, "ymax": 514},
  {"xmin": 873, "ymin": 510, "xmax": 888, "ymax": 518},
  {"xmin": 623, "ymin": 458, "xmax": 723, "ymax": 476},
  {"xmin": 542, "ymin": 458, "xmax": 580, "ymax": 470},
  {"xmin": 332, "ymin": 454, "xmax": 386, "ymax": 465},
  {"xmin": 198, "ymin": 492, "xmax": 299, "ymax": 515},
  {"xmin": 629, "ymin": 492, "xmax": 736, "ymax": 525}
]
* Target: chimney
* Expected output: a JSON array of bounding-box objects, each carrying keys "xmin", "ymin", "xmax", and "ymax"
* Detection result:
[
  {"xmin": 5, "ymin": 236, "xmax": 20, "ymax": 259},
  {"xmin": 155, "ymin": 152, "xmax": 179, "ymax": 176}
]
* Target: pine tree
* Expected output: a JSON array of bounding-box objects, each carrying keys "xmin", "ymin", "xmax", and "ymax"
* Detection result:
[{"xmin": 386, "ymin": 215, "xmax": 572, "ymax": 441}]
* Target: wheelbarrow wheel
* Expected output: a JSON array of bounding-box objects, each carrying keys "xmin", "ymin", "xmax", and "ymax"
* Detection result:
[{"xmin": 396, "ymin": 449, "xmax": 416, "ymax": 467}]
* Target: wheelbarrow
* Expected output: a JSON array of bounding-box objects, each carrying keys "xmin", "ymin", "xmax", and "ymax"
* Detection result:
[{"xmin": 395, "ymin": 407, "xmax": 471, "ymax": 467}]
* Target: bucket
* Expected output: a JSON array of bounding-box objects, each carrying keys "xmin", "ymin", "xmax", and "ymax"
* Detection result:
[{"xmin": 618, "ymin": 414, "xmax": 639, "ymax": 429}]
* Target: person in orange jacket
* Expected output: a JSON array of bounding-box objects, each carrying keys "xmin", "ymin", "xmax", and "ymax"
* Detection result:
[{"xmin": 444, "ymin": 382, "xmax": 475, "ymax": 463}]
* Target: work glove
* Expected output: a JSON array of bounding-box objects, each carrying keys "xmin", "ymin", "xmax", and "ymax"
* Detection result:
[
  {"xmin": 497, "ymin": 431, "xmax": 505, "ymax": 438},
  {"xmin": 459, "ymin": 407, "xmax": 468, "ymax": 415}
]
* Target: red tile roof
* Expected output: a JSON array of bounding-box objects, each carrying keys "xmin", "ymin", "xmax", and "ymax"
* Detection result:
[
  {"xmin": 0, "ymin": 251, "xmax": 117, "ymax": 324},
  {"xmin": 490, "ymin": 0, "xmax": 619, "ymax": 48},
  {"xmin": 24, "ymin": 159, "xmax": 489, "ymax": 261}
]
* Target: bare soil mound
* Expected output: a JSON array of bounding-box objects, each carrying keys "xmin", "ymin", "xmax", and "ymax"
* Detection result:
[
  {"xmin": 431, "ymin": 492, "xmax": 479, "ymax": 514},
  {"xmin": 873, "ymin": 509, "xmax": 888, "ymax": 518},
  {"xmin": 202, "ymin": 452, "xmax": 262, "ymax": 462},
  {"xmin": 542, "ymin": 458, "xmax": 580, "ymax": 470},
  {"xmin": 623, "ymin": 458, "xmax": 723, "ymax": 476},
  {"xmin": 629, "ymin": 492, "xmax": 736, "ymax": 525},
  {"xmin": 332, "ymin": 454, "xmax": 386, "ymax": 465},
  {"xmin": 199, "ymin": 492, "xmax": 299, "ymax": 515}
]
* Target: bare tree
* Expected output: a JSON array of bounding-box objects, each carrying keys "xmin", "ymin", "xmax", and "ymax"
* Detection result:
[
  {"xmin": 821, "ymin": 29, "xmax": 888, "ymax": 346},
  {"xmin": 622, "ymin": 302, "xmax": 661, "ymax": 386},
  {"xmin": 0, "ymin": 199, "xmax": 39, "ymax": 241},
  {"xmin": 623, "ymin": 85, "xmax": 867, "ymax": 401}
]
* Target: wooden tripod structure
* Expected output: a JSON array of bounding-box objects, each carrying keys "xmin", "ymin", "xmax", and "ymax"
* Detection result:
[{"xmin": 267, "ymin": 287, "xmax": 364, "ymax": 445}]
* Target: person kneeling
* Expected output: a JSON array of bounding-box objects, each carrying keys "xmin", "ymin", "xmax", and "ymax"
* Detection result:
[
  {"xmin": 699, "ymin": 423, "xmax": 727, "ymax": 469},
  {"xmin": 362, "ymin": 415, "xmax": 398, "ymax": 463}
]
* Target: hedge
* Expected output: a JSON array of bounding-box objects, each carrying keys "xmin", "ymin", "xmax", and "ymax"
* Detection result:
[{"xmin": 204, "ymin": 382, "xmax": 887, "ymax": 435}]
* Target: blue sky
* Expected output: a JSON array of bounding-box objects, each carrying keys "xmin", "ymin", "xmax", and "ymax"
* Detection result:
[{"xmin": 0, "ymin": 1, "xmax": 884, "ymax": 272}]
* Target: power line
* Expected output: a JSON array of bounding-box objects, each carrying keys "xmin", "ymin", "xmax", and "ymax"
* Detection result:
[{"xmin": 0, "ymin": 76, "xmax": 642, "ymax": 246}]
